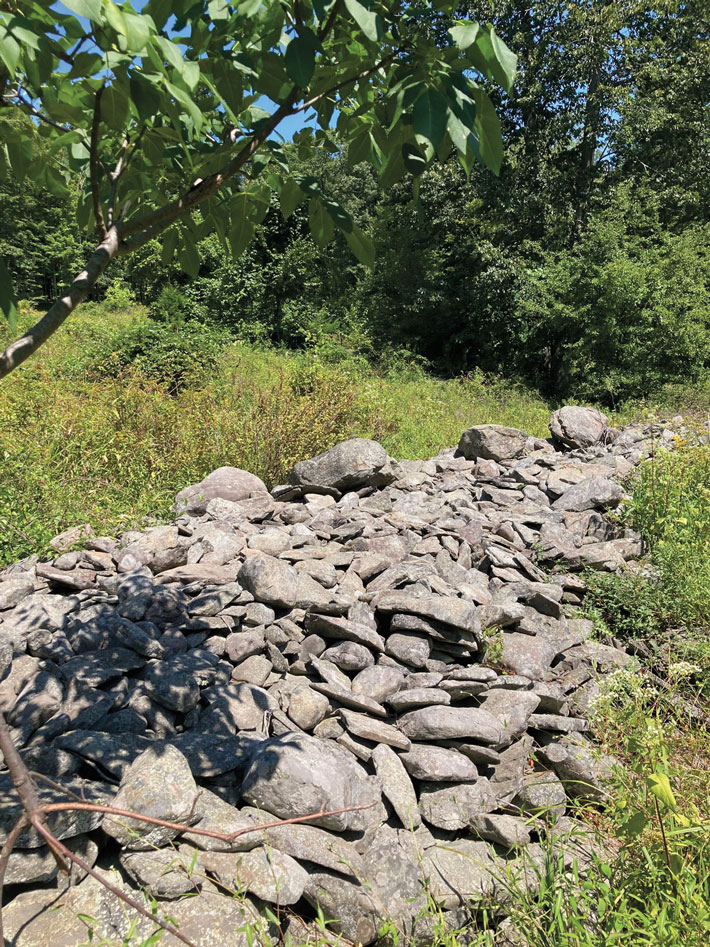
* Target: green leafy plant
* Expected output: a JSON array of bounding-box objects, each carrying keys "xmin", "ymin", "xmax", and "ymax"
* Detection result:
[{"xmin": 0, "ymin": 0, "xmax": 515, "ymax": 378}]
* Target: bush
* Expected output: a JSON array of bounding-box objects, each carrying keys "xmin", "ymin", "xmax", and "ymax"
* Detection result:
[
  {"xmin": 149, "ymin": 284, "xmax": 194, "ymax": 326},
  {"xmin": 83, "ymin": 320, "xmax": 229, "ymax": 394},
  {"xmin": 102, "ymin": 279, "xmax": 136, "ymax": 312}
]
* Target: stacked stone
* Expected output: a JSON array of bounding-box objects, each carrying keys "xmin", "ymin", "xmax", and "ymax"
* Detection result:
[{"xmin": 0, "ymin": 408, "xmax": 689, "ymax": 946}]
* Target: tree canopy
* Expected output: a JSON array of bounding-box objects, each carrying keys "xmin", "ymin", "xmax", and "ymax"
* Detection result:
[{"xmin": 0, "ymin": 0, "xmax": 515, "ymax": 377}]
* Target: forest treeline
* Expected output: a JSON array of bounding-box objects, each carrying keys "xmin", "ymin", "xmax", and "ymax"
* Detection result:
[{"xmin": 2, "ymin": 0, "xmax": 709, "ymax": 403}]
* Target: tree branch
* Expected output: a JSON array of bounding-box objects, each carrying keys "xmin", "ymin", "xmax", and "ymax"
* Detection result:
[
  {"xmin": 90, "ymin": 84, "xmax": 107, "ymax": 239},
  {"xmin": 319, "ymin": 0, "xmax": 344, "ymax": 40},
  {"xmin": 0, "ymin": 228, "xmax": 120, "ymax": 380},
  {"xmin": 116, "ymin": 94, "xmax": 299, "ymax": 253}
]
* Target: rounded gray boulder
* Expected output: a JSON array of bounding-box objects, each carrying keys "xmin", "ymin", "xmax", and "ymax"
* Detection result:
[{"xmin": 174, "ymin": 466, "xmax": 268, "ymax": 515}]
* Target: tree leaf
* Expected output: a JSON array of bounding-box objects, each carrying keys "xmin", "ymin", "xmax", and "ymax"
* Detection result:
[
  {"xmin": 165, "ymin": 80, "xmax": 203, "ymax": 129},
  {"xmin": 62, "ymin": 0, "xmax": 103, "ymax": 22},
  {"xmin": 308, "ymin": 198, "xmax": 334, "ymax": 247},
  {"xmin": 123, "ymin": 13, "xmax": 151, "ymax": 54},
  {"xmin": 0, "ymin": 258, "xmax": 18, "ymax": 333},
  {"xmin": 449, "ymin": 20, "xmax": 479, "ymax": 51},
  {"xmin": 280, "ymin": 179, "xmax": 305, "ymax": 220},
  {"xmin": 345, "ymin": 225, "xmax": 375, "ymax": 267},
  {"xmin": 413, "ymin": 88, "xmax": 448, "ymax": 151},
  {"xmin": 178, "ymin": 237, "xmax": 200, "ymax": 278},
  {"xmin": 402, "ymin": 142, "xmax": 427, "ymax": 175},
  {"xmin": 471, "ymin": 88, "xmax": 503, "ymax": 174},
  {"xmin": 467, "ymin": 26, "xmax": 517, "ymax": 94},
  {"xmin": 0, "ymin": 31, "xmax": 20, "ymax": 75},
  {"xmin": 285, "ymin": 29, "xmax": 318, "ymax": 89},
  {"xmin": 160, "ymin": 228, "xmax": 179, "ymax": 265},
  {"xmin": 229, "ymin": 194, "xmax": 256, "ymax": 258},
  {"xmin": 130, "ymin": 72, "xmax": 162, "ymax": 121},
  {"xmin": 344, "ymin": 0, "xmax": 381, "ymax": 42},
  {"xmin": 323, "ymin": 197, "xmax": 353, "ymax": 233},
  {"xmin": 490, "ymin": 27, "xmax": 517, "ymax": 93},
  {"xmin": 102, "ymin": 83, "xmax": 129, "ymax": 131}
]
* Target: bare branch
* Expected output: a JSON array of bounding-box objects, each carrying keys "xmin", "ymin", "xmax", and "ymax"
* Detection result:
[
  {"xmin": 13, "ymin": 88, "xmax": 76, "ymax": 136},
  {"xmin": 90, "ymin": 84, "xmax": 107, "ymax": 239}
]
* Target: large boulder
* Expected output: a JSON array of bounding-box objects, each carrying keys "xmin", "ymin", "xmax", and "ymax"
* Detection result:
[
  {"xmin": 289, "ymin": 438, "xmax": 396, "ymax": 492},
  {"xmin": 240, "ymin": 732, "xmax": 380, "ymax": 832},
  {"xmin": 549, "ymin": 406, "xmax": 608, "ymax": 449},
  {"xmin": 458, "ymin": 425, "xmax": 530, "ymax": 462},
  {"xmin": 174, "ymin": 467, "xmax": 268, "ymax": 515}
]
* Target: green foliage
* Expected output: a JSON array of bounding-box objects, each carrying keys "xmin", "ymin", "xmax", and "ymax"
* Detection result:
[
  {"xmin": 82, "ymin": 319, "xmax": 229, "ymax": 394},
  {"xmin": 627, "ymin": 442, "xmax": 710, "ymax": 630},
  {"xmin": 149, "ymin": 284, "xmax": 194, "ymax": 326},
  {"xmin": 0, "ymin": 0, "xmax": 514, "ymax": 358}
]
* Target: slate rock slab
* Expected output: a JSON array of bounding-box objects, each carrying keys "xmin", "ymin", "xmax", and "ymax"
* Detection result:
[{"xmin": 398, "ymin": 706, "xmax": 502, "ymax": 744}]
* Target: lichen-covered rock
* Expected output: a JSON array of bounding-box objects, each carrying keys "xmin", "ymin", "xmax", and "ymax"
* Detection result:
[{"xmin": 102, "ymin": 745, "xmax": 200, "ymax": 849}]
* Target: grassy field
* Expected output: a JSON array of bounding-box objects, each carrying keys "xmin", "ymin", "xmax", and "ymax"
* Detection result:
[{"xmin": 1, "ymin": 305, "xmax": 709, "ymax": 945}]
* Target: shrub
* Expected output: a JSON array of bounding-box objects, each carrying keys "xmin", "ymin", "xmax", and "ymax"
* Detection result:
[
  {"xmin": 83, "ymin": 320, "xmax": 229, "ymax": 394},
  {"xmin": 149, "ymin": 284, "xmax": 194, "ymax": 326},
  {"xmin": 102, "ymin": 279, "xmax": 136, "ymax": 312}
]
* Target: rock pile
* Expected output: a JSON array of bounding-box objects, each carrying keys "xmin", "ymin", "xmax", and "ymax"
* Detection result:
[{"xmin": 0, "ymin": 409, "xmax": 682, "ymax": 945}]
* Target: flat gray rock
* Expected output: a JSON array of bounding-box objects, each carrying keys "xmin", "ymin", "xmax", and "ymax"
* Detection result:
[
  {"xmin": 387, "ymin": 687, "xmax": 450, "ymax": 712},
  {"xmin": 400, "ymin": 744, "xmax": 479, "ymax": 782},
  {"xmin": 174, "ymin": 466, "xmax": 267, "ymax": 515},
  {"xmin": 376, "ymin": 591, "xmax": 481, "ymax": 640},
  {"xmin": 304, "ymin": 611, "xmax": 386, "ymax": 651},
  {"xmin": 371, "ymin": 743, "xmax": 421, "ymax": 829},
  {"xmin": 352, "ymin": 665, "xmax": 406, "ymax": 702},
  {"xmin": 397, "ymin": 706, "xmax": 502, "ymax": 744},
  {"xmin": 198, "ymin": 845, "xmax": 308, "ymax": 905},
  {"xmin": 339, "ymin": 709, "xmax": 411, "ymax": 750},
  {"xmin": 418, "ymin": 779, "xmax": 497, "ymax": 830},
  {"xmin": 552, "ymin": 477, "xmax": 623, "ymax": 512}
]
